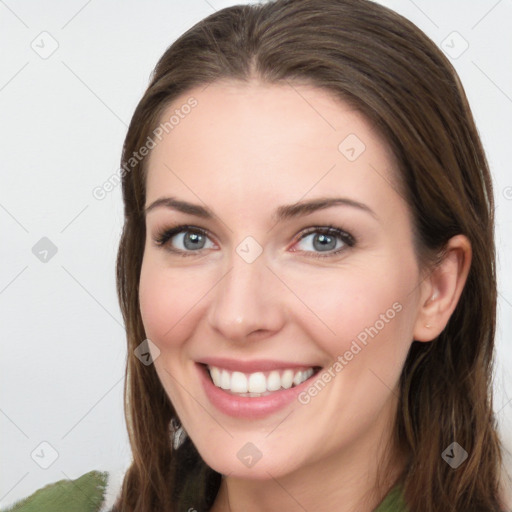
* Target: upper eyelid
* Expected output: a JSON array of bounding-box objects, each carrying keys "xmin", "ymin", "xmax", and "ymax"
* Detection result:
[{"xmin": 298, "ymin": 225, "xmax": 353, "ymax": 240}]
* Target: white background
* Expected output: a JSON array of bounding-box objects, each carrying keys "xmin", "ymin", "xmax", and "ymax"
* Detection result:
[{"xmin": 1, "ymin": 0, "xmax": 511, "ymax": 509}]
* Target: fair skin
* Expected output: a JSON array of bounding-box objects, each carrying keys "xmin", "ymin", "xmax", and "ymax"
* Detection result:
[{"xmin": 138, "ymin": 80, "xmax": 471, "ymax": 512}]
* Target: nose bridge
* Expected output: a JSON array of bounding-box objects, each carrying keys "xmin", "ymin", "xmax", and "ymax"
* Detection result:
[{"xmin": 207, "ymin": 245, "xmax": 282, "ymax": 340}]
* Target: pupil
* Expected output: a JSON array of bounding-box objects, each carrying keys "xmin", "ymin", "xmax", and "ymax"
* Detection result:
[
  {"xmin": 184, "ymin": 232, "xmax": 204, "ymax": 250},
  {"xmin": 314, "ymin": 234, "xmax": 335, "ymax": 251}
]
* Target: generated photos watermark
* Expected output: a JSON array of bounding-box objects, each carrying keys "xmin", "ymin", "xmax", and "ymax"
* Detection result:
[{"xmin": 298, "ymin": 301, "xmax": 403, "ymax": 404}]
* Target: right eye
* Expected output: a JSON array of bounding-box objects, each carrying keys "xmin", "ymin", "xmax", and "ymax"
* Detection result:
[{"xmin": 154, "ymin": 225, "xmax": 216, "ymax": 256}]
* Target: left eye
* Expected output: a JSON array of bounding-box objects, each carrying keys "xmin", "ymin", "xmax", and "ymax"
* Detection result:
[{"xmin": 292, "ymin": 227, "xmax": 354, "ymax": 257}]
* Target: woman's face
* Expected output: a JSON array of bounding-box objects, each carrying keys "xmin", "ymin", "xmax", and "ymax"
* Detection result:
[{"xmin": 139, "ymin": 80, "xmax": 425, "ymax": 479}]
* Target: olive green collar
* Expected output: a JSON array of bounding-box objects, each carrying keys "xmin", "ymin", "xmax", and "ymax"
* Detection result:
[{"xmin": 373, "ymin": 484, "xmax": 407, "ymax": 512}]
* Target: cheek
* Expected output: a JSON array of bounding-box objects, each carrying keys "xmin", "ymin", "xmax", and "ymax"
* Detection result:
[
  {"xmin": 300, "ymin": 269, "xmax": 403, "ymax": 332},
  {"xmin": 138, "ymin": 258, "xmax": 210, "ymax": 348},
  {"xmin": 288, "ymin": 264, "xmax": 411, "ymax": 358}
]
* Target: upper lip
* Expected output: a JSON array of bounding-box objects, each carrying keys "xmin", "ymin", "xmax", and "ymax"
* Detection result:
[{"xmin": 197, "ymin": 357, "xmax": 320, "ymax": 373}]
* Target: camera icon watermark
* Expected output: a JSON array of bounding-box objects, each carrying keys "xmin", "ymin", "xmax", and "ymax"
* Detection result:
[
  {"xmin": 134, "ymin": 338, "xmax": 161, "ymax": 365},
  {"xmin": 236, "ymin": 236, "xmax": 263, "ymax": 264},
  {"xmin": 441, "ymin": 31, "xmax": 469, "ymax": 60},
  {"xmin": 441, "ymin": 441, "xmax": 468, "ymax": 469},
  {"xmin": 237, "ymin": 442, "xmax": 263, "ymax": 468},
  {"xmin": 338, "ymin": 133, "xmax": 366, "ymax": 162},
  {"xmin": 31, "ymin": 441, "xmax": 59, "ymax": 469},
  {"xmin": 32, "ymin": 237, "xmax": 58, "ymax": 263},
  {"xmin": 30, "ymin": 31, "xmax": 59, "ymax": 60}
]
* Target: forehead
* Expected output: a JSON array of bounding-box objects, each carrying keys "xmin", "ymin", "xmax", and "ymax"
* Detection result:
[{"xmin": 145, "ymin": 80, "xmax": 403, "ymax": 217}]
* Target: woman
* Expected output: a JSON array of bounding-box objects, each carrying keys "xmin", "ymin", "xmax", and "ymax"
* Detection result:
[{"xmin": 112, "ymin": 0, "xmax": 510, "ymax": 510}]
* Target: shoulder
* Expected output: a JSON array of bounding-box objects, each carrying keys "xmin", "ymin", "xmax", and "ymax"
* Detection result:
[{"xmin": 3, "ymin": 470, "xmax": 109, "ymax": 512}]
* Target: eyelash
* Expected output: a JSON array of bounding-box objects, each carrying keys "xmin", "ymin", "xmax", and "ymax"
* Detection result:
[{"xmin": 153, "ymin": 223, "xmax": 356, "ymax": 259}]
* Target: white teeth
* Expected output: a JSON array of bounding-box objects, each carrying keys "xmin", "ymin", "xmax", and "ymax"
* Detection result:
[
  {"xmin": 210, "ymin": 366, "xmax": 221, "ymax": 387},
  {"xmin": 220, "ymin": 369, "xmax": 230, "ymax": 390},
  {"xmin": 248, "ymin": 372, "xmax": 267, "ymax": 393},
  {"xmin": 267, "ymin": 371, "xmax": 281, "ymax": 391},
  {"xmin": 303, "ymin": 368, "xmax": 314, "ymax": 380},
  {"xmin": 281, "ymin": 369, "xmax": 294, "ymax": 389},
  {"xmin": 231, "ymin": 372, "xmax": 248, "ymax": 393},
  {"xmin": 207, "ymin": 365, "xmax": 316, "ymax": 395}
]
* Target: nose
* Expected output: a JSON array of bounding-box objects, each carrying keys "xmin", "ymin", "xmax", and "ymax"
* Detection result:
[{"xmin": 207, "ymin": 249, "xmax": 285, "ymax": 342}]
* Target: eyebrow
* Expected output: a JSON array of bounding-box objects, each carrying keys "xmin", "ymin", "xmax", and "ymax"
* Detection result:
[{"xmin": 144, "ymin": 196, "xmax": 377, "ymax": 221}]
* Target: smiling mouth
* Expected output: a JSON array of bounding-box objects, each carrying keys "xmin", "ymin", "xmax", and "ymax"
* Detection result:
[{"xmin": 204, "ymin": 364, "xmax": 321, "ymax": 397}]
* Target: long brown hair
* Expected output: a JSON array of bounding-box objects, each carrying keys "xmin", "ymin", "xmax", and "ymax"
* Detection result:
[{"xmin": 113, "ymin": 0, "xmax": 509, "ymax": 510}]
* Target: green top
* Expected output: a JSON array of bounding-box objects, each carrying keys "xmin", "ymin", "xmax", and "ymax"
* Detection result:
[
  {"xmin": 373, "ymin": 484, "xmax": 407, "ymax": 512},
  {"xmin": 1, "ymin": 471, "xmax": 406, "ymax": 512},
  {"xmin": 0, "ymin": 470, "xmax": 108, "ymax": 512}
]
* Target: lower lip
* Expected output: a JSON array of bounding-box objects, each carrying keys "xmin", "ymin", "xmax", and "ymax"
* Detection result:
[{"xmin": 197, "ymin": 363, "xmax": 318, "ymax": 419}]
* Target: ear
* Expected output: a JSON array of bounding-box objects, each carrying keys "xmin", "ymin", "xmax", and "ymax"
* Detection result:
[{"xmin": 413, "ymin": 234, "xmax": 472, "ymax": 342}]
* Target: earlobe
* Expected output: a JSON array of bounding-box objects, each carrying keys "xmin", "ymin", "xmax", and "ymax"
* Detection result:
[{"xmin": 413, "ymin": 234, "xmax": 472, "ymax": 342}]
